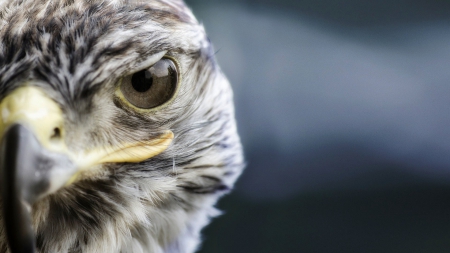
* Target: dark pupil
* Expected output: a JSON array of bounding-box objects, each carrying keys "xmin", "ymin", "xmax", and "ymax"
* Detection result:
[{"xmin": 131, "ymin": 70, "xmax": 153, "ymax": 92}]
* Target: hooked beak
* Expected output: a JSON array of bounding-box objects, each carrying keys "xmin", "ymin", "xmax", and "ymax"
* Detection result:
[
  {"xmin": 0, "ymin": 86, "xmax": 173, "ymax": 253},
  {"xmin": 0, "ymin": 124, "xmax": 75, "ymax": 253}
]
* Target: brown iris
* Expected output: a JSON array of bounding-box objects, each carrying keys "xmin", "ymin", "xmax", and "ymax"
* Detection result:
[{"xmin": 121, "ymin": 58, "xmax": 178, "ymax": 109}]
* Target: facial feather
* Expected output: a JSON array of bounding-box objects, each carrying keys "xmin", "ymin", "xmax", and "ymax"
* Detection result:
[{"xmin": 0, "ymin": 0, "xmax": 243, "ymax": 252}]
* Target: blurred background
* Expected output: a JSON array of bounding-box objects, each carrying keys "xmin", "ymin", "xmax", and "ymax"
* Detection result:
[{"xmin": 184, "ymin": 0, "xmax": 450, "ymax": 252}]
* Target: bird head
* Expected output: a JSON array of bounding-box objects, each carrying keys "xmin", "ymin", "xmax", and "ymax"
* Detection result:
[{"xmin": 0, "ymin": 1, "xmax": 243, "ymax": 252}]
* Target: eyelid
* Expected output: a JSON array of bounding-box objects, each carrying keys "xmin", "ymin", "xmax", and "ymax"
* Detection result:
[
  {"xmin": 125, "ymin": 51, "xmax": 167, "ymax": 76},
  {"xmin": 114, "ymin": 56, "xmax": 182, "ymax": 113}
]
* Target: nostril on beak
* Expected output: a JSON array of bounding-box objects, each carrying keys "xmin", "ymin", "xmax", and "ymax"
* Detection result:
[{"xmin": 50, "ymin": 127, "xmax": 62, "ymax": 141}]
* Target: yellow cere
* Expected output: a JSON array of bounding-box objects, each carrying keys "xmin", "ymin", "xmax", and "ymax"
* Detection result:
[{"xmin": 0, "ymin": 86, "xmax": 174, "ymax": 186}]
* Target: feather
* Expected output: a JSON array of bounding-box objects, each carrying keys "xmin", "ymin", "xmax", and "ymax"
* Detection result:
[{"xmin": 0, "ymin": 0, "xmax": 244, "ymax": 252}]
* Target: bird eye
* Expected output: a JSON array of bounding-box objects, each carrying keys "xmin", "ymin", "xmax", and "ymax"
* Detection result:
[{"xmin": 120, "ymin": 58, "xmax": 179, "ymax": 109}]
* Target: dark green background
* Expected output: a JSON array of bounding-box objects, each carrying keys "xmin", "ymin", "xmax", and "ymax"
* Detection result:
[
  {"xmin": 201, "ymin": 185, "xmax": 450, "ymax": 253},
  {"xmin": 185, "ymin": 1, "xmax": 450, "ymax": 252}
]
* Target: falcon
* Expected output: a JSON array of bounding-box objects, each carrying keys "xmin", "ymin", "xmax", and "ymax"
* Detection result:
[{"xmin": 0, "ymin": 0, "xmax": 244, "ymax": 252}]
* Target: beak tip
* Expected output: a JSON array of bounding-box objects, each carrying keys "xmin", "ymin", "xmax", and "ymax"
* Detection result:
[
  {"xmin": 0, "ymin": 124, "xmax": 37, "ymax": 253},
  {"xmin": 0, "ymin": 123, "xmax": 78, "ymax": 253}
]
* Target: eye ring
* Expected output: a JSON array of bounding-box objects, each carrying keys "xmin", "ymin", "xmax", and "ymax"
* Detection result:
[{"xmin": 116, "ymin": 56, "xmax": 181, "ymax": 111}]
